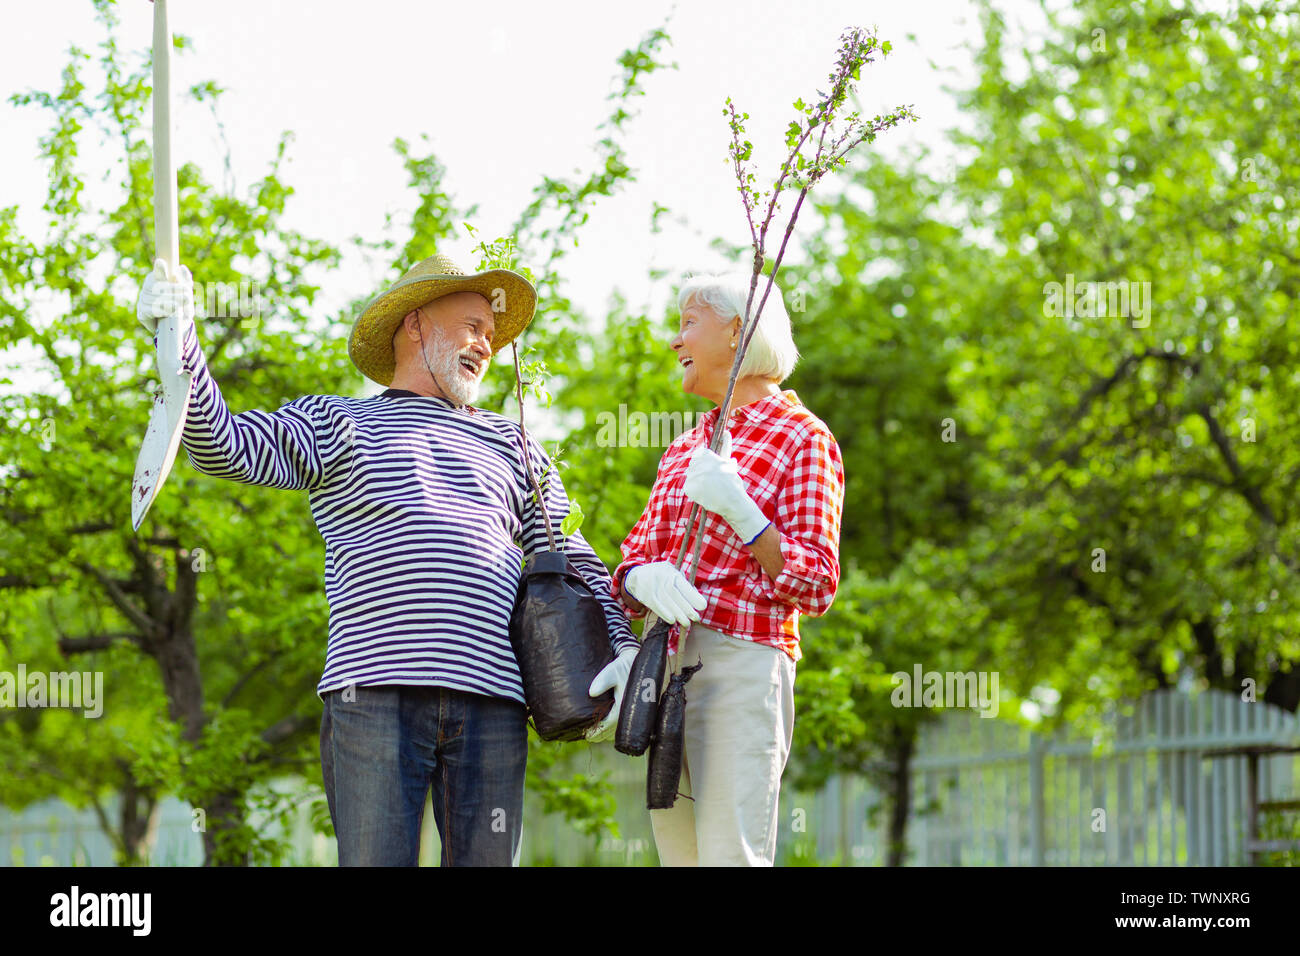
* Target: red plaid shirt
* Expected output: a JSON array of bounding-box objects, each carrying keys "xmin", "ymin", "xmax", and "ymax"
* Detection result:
[{"xmin": 613, "ymin": 389, "xmax": 845, "ymax": 662}]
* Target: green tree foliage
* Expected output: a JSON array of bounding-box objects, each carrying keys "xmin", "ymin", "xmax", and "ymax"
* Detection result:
[
  {"xmin": 952, "ymin": 0, "xmax": 1300, "ymax": 719},
  {"xmin": 1, "ymin": 0, "xmax": 345, "ymax": 865},
  {"xmin": 783, "ymin": 0, "xmax": 1299, "ymax": 863}
]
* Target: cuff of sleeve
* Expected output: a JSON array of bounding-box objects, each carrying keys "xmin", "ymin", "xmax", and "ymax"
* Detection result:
[
  {"xmin": 612, "ymin": 563, "xmax": 647, "ymax": 619},
  {"xmin": 767, "ymin": 535, "xmax": 820, "ymax": 607},
  {"xmin": 612, "ymin": 633, "xmax": 640, "ymax": 654}
]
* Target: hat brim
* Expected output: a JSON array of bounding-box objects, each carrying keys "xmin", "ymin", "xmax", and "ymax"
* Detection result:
[{"xmin": 348, "ymin": 269, "xmax": 537, "ymax": 386}]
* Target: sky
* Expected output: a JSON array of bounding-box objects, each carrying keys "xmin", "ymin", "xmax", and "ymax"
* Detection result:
[{"xmin": 0, "ymin": 0, "xmax": 1038, "ymax": 395}]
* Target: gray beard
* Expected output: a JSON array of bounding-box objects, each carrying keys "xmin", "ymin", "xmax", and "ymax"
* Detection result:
[{"xmin": 424, "ymin": 327, "xmax": 487, "ymax": 406}]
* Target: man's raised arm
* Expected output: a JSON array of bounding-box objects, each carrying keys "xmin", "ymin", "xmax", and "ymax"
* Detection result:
[{"xmin": 137, "ymin": 265, "xmax": 352, "ymax": 492}]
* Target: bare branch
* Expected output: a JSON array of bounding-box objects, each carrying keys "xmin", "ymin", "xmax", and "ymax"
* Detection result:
[
  {"xmin": 67, "ymin": 522, "xmax": 116, "ymax": 536},
  {"xmin": 1034, "ymin": 348, "xmax": 1199, "ymax": 460},
  {"xmin": 258, "ymin": 713, "xmax": 315, "ymax": 751},
  {"xmin": 59, "ymin": 632, "xmax": 141, "ymax": 655},
  {"xmin": 76, "ymin": 561, "xmax": 157, "ymax": 637},
  {"xmin": 1195, "ymin": 403, "xmax": 1277, "ymax": 527},
  {"xmin": 221, "ymin": 657, "xmax": 272, "ymax": 709}
]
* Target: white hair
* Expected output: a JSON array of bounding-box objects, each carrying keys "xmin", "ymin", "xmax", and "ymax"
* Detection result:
[{"xmin": 676, "ymin": 272, "xmax": 799, "ymax": 383}]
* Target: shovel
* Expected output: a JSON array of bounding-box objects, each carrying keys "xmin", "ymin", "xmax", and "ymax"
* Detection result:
[{"xmin": 131, "ymin": 0, "xmax": 194, "ymax": 532}]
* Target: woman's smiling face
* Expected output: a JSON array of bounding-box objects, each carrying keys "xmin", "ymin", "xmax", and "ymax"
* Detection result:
[{"xmin": 671, "ymin": 297, "xmax": 739, "ymax": 404}]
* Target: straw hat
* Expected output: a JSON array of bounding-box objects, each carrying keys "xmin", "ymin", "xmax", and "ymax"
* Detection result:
[{"xmin": 348, "ymin": 253, "xmax": 537, "ymax": 386}]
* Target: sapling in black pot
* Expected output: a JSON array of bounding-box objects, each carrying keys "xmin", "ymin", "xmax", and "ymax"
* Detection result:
[{"xmin": 463, "ymin": 234, "xmax": 616, "ymax": 742}]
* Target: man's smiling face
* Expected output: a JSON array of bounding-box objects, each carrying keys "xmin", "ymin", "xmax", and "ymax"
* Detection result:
[{"xmin": 394, "ymin": 291, "xmax": 495, "ymax": 405}]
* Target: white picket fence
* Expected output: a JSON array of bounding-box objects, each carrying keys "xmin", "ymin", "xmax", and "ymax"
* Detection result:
[
  {"xmin": 3, "ymin": 688, "xmax": 1297, "ymax": 865},
  {"xmin": 788, "ymin": 688, "xmax": 1300, "ymax": 866}
]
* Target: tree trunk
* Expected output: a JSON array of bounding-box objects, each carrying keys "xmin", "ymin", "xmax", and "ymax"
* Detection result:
[
  {"xmin": 1190, "ymin": 616, "xmax": 1226, "ymax": 688},
  {"xmin": 141, "ymin": 544, "xmax": 251, "ymax": 865},
  {"xmin": 1263, "ymin": 666, "xmax": 1300, "ymax": 713},
  {"xmin": 884, "ymin": 722, "xmax": 915, "ymax": 867},
  {"xmin": 202, "ymin": 791, "xmax": 250, "ymax": 867},
  {"xmin": 117, "ymin": 773, "xmax": 161, "ymax": 866}
]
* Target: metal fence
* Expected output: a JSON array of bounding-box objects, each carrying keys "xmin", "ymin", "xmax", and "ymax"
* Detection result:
[
  {"xmin": 3, "ymin": 688, "xmax": 1297, "ymax": 865},
  {"xmin": 787, "ymin": 688, "xmax": 1300, "ymax": 866}
]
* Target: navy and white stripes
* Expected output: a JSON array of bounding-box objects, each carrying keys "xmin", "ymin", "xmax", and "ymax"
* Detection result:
[{"xmin": 175, "ymin": 317, "xmax": 639, "ymax": 703}]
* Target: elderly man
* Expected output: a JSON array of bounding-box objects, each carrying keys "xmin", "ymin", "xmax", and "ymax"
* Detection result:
[{"xmin": 136, "ymin": 253, "xmax": 639, "ymax": 866}]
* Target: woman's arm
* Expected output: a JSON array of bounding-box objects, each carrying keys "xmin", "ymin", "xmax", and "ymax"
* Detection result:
[
  {"xmin": 612, "ymin": 453, "xmax": 679, "ymax": 619},
  {"xmin": 617, "ymin": 567, "xmax": 648, "ymax": 614},
  {"xmin": 759, "ymin": 426, "xmax": 845, "ymax": 616},
  {"xmin": 745, "ymin": 523, "xmax": 786, "ymax": 580}
]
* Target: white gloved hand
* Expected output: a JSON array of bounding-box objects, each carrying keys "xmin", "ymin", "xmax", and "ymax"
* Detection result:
[
  {"xmin": 585, "ymin": 646, "xmax": 640, "ymax": 742},
  {"xmin": 136, "ymin": 259, "xmax": 195, "ymax": 336},
  {"xmin": 683, "ymin": 429, "xmax": 771, "ymax": 545},
  {"xmin": 624, "ymin": 561, "xmax": 706, "ymax": 629}
]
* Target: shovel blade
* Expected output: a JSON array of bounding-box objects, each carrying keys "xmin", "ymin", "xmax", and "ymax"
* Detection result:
[{"xmin": 131, "ymin": 343, "xmax": 192, "ymax": 532}]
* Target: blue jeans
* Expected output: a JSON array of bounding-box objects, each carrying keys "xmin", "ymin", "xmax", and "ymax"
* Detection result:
[{"xmin": 320, "ymin": 684, "xmax": 528, "ymax": 866}]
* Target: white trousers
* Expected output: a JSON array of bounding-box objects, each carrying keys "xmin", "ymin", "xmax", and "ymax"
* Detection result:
[{"xmin": 649, "ymin": 623, "xmax": 796, "ymax": 866}]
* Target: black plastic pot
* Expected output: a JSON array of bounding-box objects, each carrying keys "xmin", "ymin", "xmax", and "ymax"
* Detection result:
[
  {"xmin": 614, "ymin": 619, "xmax": 671, "ymax": 755},
  {"xmin": 509, "ymin": 550, "xmax": 616, "ymax": 741},
  {"xmin": 646, "ymin": 660, "xmax": 702, "ymax": 809}
]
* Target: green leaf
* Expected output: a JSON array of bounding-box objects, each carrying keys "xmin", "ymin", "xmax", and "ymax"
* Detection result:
[{"xmin": 560, "ymin": 498, "xmax": 585, "ymax": 537}]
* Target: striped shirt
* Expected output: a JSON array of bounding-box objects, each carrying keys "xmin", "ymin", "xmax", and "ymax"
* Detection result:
[
  {"xmin": 171, "ymin": 316, "xmax": 639, "ymax": 704},
  {"xmin": 613, "ymin": 390, "xmax": 844, "ymax": 662}
]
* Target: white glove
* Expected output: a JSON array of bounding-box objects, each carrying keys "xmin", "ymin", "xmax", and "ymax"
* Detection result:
[
  {"xmin": 585, "ymin": 645, "xmax": 639, "ymax": 742},
  {"xmin": 624, "ymin": 561, "xmax": 706, "ymax": 629},
  {"xmin": 136, "ymin": 259, "xmax": 195, "ymax": 336},
  {"xmin": 683, "ymin": 429, "xmax": 770, "ymax": 544}
]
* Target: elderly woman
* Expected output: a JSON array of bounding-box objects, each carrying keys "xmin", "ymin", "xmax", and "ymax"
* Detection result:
[{"xmin": 612, "ymin": 273, "xmax": 845, "ymax": 866}]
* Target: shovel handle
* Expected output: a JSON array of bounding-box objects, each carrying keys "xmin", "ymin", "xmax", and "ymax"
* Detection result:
[{"xmin": 152, "ymin": 0, "xmax": 180, "ymax": 276}]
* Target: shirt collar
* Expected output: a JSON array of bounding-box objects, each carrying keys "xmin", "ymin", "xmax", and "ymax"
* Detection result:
[
  {"xmin": 705, "ymin": 389, "xmax": 800, "ymax": 427},
  {"xmin": 378, "ymin": 388, "xmax": 477, "ymax": 414}
]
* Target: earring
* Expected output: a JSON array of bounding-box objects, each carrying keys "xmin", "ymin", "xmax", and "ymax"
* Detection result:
[{"xmin": 730, "ymin": 339, "xmax": 737, "ymax": 349}]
